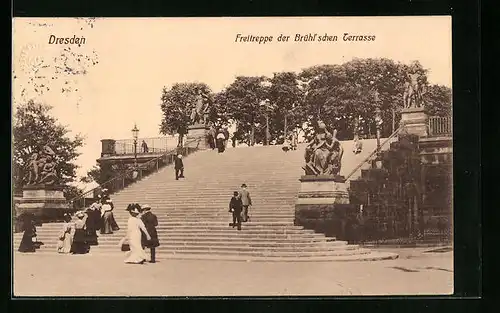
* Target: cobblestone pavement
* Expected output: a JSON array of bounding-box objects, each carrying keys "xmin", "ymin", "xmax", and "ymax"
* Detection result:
[{"xmin": 12, "ymin": 248, "xmax": 453, "ymax": 297}]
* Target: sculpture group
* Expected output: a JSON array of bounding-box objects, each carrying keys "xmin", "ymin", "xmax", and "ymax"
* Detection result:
[
  {"xmin": 189, "ymin": 89, "xmax": 211, "ymax": 125},
  {"xmin": 403, "ymin": 72, "xmax": 426, "ymax": 109},
  {"xmin": 303, "ymin": 121, "xmax": 344, "ymax": 176},
  {"xmin": 25, "ymin": 145, "xmax": 59, "ymax": 185}
]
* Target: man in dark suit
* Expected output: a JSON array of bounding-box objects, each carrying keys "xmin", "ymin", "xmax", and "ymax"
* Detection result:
[
  {"xmin": 140, "ymin": 204, "xmax": 159, "ymax": 263},
  {"xmin": 228, "ymin": 191, "xmax": 243, "ymax": 230},
  {"xmin": 239, "ymin": 183, "xmax": 252, "ymax": 222},
  {"xmin": 175, "ymin": 154, "xmax": 185, "ymax": 180}
]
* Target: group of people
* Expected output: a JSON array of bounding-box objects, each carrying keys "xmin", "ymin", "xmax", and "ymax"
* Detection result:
[
  {"xmin": 228, "ymin": 183, "xmax": 252, "ymax": 230},
  {"xmin": 207, "ymin": 124, "xmax": 230, "ymax": 153},
  {"xmin": 53, "ymin": 197, "xmax": 160, "ymax": 264},
  {"xmin": 119, "ymin": 203, "xmax": 160, "ymax": 264},
  {"xmin": 55, "ymin": 189, "xmax": 120, "ymax": 254}
]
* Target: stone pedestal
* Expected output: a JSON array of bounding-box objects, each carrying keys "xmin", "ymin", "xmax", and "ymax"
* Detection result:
[
  {"xmin": 295, "ymin": 175, "xmax": 357, "ymax": 240},
  {"xmin": 185, "ymin": 124, "xmax": 209, "ymax": 150},
  {"xmin": 400, "ymin": 107, "xmax": 429, "ymax": 137},
  {"xmin": 17, "ymin": 185, "xmax": 69, "ymax": 222},
  {"xmin": 296, "ymin": 175, "xmax": 349, "ymax": 205}
]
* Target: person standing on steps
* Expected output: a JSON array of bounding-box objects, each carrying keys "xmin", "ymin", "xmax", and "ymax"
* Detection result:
[
  {"xmin": 223, "ymin": 127, "xmax": 230, "ymax": 149},
  {"xmin": 71, "ymin": 211, "xmax": 90, "ymax": 254},
  {"xmin": 216, "ymin": 130, "xmax": 226, "ymax": 153},
  {"xmin": 100, "ymin": 189, "xmax": 119, "ymax": 231},
  {"xmin": 120, "ymin": 204, "xmax": 151, "ymax": 264},
  {"xmin": 85, "ymin": 202, "xmax": 102, "ymax": 246},
  {"xmin": 17, "ymin": 212, "xmax": 37, "ymax": 253},
  {"xmin": 239, "ymin": 183, "xmax": 252, "ymax": 222},
  {"xmin": 140, "ymin": 204, "xmax": 160, "ymax": 263},
  {"xmin": 57, "ymin": 213, "xmax": 75, "ymax": 254},
  {"xmin": 175, "ymin": 154, "xmax": 185, "ymax": 180},
  {"xmin": 228, "ymin": 191, "xmax": 243, "ymax": 230},
  {"xmin": 141, "ymin": 140, "xmax": 149, "ymax": 153}
]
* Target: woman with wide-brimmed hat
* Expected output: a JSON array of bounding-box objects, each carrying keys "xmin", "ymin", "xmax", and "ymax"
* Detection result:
[
  {"xmin": 120, "ymin": 203, "xmax": 151, "ymax": 264},
  {"xmin": 140, "ymin": 204, "xmax": 160, "ymax": 263},
  {"xmin": 100, "ymin": 199, "xmax": 118, "ymax": 234},
  {"xmin": 85, "ymin": 202, "xmax": 102, "ymax": 246},
  {"xmin": 70, "ymin": 211, "xmax": 90, "ymax": 254}
]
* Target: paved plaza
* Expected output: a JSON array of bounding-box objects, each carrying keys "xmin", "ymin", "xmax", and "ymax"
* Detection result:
[{"xmin": 13, "ymin": 247, "xmax": 453, "ymax": 297}]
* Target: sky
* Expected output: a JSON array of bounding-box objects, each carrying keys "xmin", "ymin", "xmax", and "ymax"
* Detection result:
[{"xmin": 12, "ymin": 16, "xmax": 452, "ymax": 190}]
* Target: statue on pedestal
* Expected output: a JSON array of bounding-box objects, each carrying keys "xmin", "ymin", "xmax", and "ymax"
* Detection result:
[
  {"xmin": 403, "ymin": 72, "xmax": 426, "ymax": 109},
  {"xmin": 189, "ymin": 90, "xmax": 210, "ymax": 125},
  {"xmin": 25, "ymin": 145, "xmax": 59, "ymax": 186},
  {"xmin": 303, "ymin": 121, "xmax": 344, "ymax": 176}
]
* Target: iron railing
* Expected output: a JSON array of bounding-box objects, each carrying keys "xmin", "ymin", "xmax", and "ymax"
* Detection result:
[
  {"xmin": 69, "ymin": 139, "xmax": 200, "ymax": 211},
  {"xmin": 114, "ymin": 137, "xmax": 170, "ymax": 155},
  {"xmin": 114, "ymin": 143, "xmax": 168, "ymax": 155},
  {"xmin": 345, "ymin": 125, "xmax": 405, "ymax": 181},
  {"xmin": 428, "ymin": 116, "xmax": 452, "ymax": 137}
]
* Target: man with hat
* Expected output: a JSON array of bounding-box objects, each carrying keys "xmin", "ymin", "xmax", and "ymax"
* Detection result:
[
  {"xmin": 228, "ymin": 191, "xmax": 243, "ymax": 230},
  {"xmin": 239, "ymin": 183, "xmax": 252, "ymax": 222},
  {"xmin": 174, "ymin": 154, "xmax": 185, "ymax": 180},
  {"xmin": 140, "ymin": 204, "xmax": 159, "ymax": 263}
]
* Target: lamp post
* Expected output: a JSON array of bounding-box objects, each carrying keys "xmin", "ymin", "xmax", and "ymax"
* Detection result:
[
  {"xmin": 259, "ymin": 99, "xmax": 273, "ymax": 145},
  {"xmin": 131, "ymin": 124, "xmax": 139, "ymax": 167},
  {"xmin": 259, "ymin": 80, "xmax": 272, "ymax": 146},
  {"xmin": 374, "ymin": 107, "xmax": 382, "ymax": 155}
]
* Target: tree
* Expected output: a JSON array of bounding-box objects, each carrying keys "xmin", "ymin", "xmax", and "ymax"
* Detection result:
[
  {"xmin": 424, "ymin": 84, "xmax": 452, "ymax": 116},
  {"xmin": 217, "ymin": 76, "xmax": 269, "ymax": 145},
  {"xmin": 13, "ymin": 100, "xmax": 84, "ymax": 197},
  {"xmin": 159, "ymin": 82, "xmax": 212, "ymax": 146},
  {"xmin": 63, "ymin": 185, "xmax": 84, "ymax": 201},
  {"xmin": 298, "ymin": 59, "xmax": 432, "ymax": 139},
  {"xmin": 13, "ymin": 18, "xmax": 99, "ymax": 106},
  {"xmin": 80, "ymin": 164, "xmax": 113, "ymax": 186},
  {"xmin": 267, "ymin": 72, "xmax": 305, "ymax": 144}
]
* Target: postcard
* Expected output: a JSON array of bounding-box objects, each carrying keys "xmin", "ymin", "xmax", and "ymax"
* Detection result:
[{"xmin": 12, "ymin": 16, "xmax": 453, "ymax": 296}]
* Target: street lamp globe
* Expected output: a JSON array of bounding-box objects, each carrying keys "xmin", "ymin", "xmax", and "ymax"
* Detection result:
[{"xmin": 131, "ymin": 124, "xmax": 139, "ymax": 140}]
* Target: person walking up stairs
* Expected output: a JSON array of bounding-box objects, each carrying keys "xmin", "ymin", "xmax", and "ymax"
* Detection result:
[{"xmin": 228, "ymin": 191, "xmax": 243, "ymax": 231}]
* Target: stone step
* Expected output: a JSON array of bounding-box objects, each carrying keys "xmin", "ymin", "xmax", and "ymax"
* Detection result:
[
  {"xmin": 27, "ymin": 245, "xmax": 369, "ymax": 257},
  {"xmin": 120, "ymin": 248, "xmax": 371, "ymax": 257},
  {"xmin": 13, "ymin": 250, "xmax": 399, "ymax": 262},
  {"xmin": 15, "ymin": 231, "xmax": 330, "ymax": 243},
  {"xmin": 150, "ymin": 243, "xmax": 360, "ymax": 252},
  {"xmin": 22, "ymin": 228, "xmax": 320, "ymax": 237},
  {"xmin": 23, "ymin": 242, "xmax": 358, "ymax": 253},
  {"xmin": 144, "ymin": 239, "xmax": 345, "ymax": 246}
]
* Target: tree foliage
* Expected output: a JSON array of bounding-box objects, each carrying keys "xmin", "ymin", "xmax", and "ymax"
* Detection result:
[
  {"xmin": 267, "ymin": 72, "xmax": 305, "ymax": 143},
  {"xmin": 159, "ymin": 58, "xmax": 451, "ymax": 144},
  {"xmin": 424, "ymin": 84, "xmax": 452, "ymax": 116},
  {"xmin": 13, "ymin": 101, "xmax": 84, "ymax": 195},
  {"xmin": 215, "ymin": 76, "xmax": 269, "ymax": 145},
  {"xmin": 159, "ymin": 82, "xmax": 213, "ymax": 139}
]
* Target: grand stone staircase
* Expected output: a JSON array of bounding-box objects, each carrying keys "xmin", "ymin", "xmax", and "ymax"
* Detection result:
[{"xmin": 14, "ymin": 139, "xmax": 398, "ymax": 261}]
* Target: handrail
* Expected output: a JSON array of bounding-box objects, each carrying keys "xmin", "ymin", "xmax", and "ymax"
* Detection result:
[
  {"xmin": 69, "ymin": 138, "xmax": 199, "ymax": 207},
  {"xmin": 344, "ymin": 125, "xmax": 405, "ymax": 181}
]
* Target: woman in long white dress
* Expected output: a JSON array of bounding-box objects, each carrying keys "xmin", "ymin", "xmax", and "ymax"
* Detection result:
[
  {"xmin": 121, "ymin": 204, "xmax": 151, "ymax": 264},
  {"xmin": 57, "ymin": 213, "xmax": 75, "ymax": 254}
]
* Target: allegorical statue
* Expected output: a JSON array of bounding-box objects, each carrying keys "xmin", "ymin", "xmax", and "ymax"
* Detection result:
[
  {"xmin": 25, "ymin": 145, "xmax": 59, "ymax": 185},
  {"xmin": 403, "ymin": 72, "xmax": 426, "ymax": 109},
  {"xmin": 189, "ymin": 89, "xmax": 210, "ymax": 125},
  {"xmin": 303, "ymin": 121, "xmax": 344, "ymax": 176}
]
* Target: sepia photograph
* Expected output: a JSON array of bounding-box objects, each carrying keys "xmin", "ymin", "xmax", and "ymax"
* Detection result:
[{"xmin": 12, "ymin": 16, "xmax": 453, "ymax": 296}]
